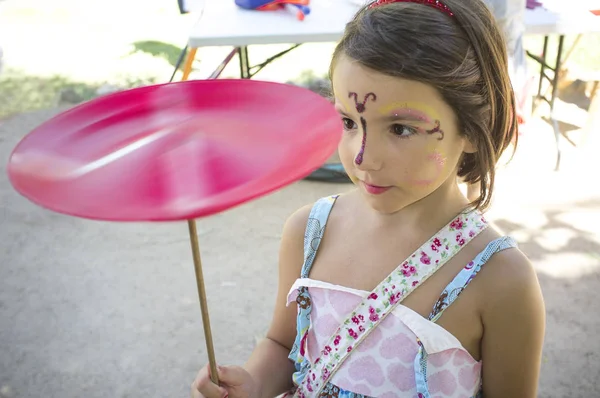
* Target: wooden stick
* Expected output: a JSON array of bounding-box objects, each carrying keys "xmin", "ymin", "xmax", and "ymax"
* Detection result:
[{"xmin": 187, "ymin": 219, "xmax": 219, "ymax": 385}]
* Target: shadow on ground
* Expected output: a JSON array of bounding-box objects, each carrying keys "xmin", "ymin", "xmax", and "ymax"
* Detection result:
[
  {"xmin": 494, "ymin": 198, "xmax": 600, "ymax": 262},
  {"xmin": 492, "ymin": 199, "xmax": 600, "ymax": 398}
]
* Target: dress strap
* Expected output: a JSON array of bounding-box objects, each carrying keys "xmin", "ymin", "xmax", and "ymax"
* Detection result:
[
  {"xmin": 428, "ymin": 236, "xmax": 518, "ymax": 322},
  {"xmin": 295, "ymin": 210, "xmax": 489, "ymax": 396},
  {"xmin": 300, "ymin": 195, "xmax": 339, "ymax": 278}
]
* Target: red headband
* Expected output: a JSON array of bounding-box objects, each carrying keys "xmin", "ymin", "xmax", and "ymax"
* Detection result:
[{"xmin": 368, "ymin": 0, "xmax": 454, "ymax": 17}]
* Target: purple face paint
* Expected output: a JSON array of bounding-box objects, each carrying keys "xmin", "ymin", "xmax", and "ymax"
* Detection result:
[
  {"xmin": 348, "ymin": 92, "xmax": 377, "ymax": 164},
  {"xmin": 349, "ymin": 92, "xmax": 377, "ymax": 113},
  {"xmin": 384, "ymin": 107, "xmax": 445, "ymax": 141},
  {"xmin": 355, "ymin": 117, "xmax": 368, "ymax": 164},
  {"xmin": 426, "ymin": 120, "xmax": 444, "ymax": 141}
]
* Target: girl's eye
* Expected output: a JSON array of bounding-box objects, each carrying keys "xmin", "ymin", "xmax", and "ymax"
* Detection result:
[
  {"xmin": 342, "ymin": 118, "xmax": 357, "ymax": 130},
  {"xmin": 391, "ymin": 124, "xmax": 417, "ymax": 138}
]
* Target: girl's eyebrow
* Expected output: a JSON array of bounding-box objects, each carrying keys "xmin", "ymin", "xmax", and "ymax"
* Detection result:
[
  {"xmin": 334, "ymin": 105, "xmax": 352, "ymax": 117},
  {"xmin": 335, "ymin": 105, "xmax": 431, "ymax": 123},
  {"xmin": 380, "ymin": 109, "xmax": 431, "ymax": 123},
  {"xmin": 378, "ymin": 101, "xmax": 440, "ymax": 121}
]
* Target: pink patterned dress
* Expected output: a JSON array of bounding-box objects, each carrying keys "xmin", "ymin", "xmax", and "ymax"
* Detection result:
[{"xmin": 286, "ymin": 195, "xmax": 517, "ymax": 397}]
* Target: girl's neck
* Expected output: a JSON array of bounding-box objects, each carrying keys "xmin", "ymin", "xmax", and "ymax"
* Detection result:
[{"xmin": 361, "ymin": 179, "xmax": 472, "ymax": 234}]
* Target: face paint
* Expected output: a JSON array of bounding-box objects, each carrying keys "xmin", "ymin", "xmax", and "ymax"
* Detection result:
[
  {"xmin": 335, "ymin": 95, "xmax": 352, "ymax": 115},
  {"xmin": 355, "ymin": 117, "xmax": 368, "ymax": 164},
  {"xmin": 378, "ymin": 101, "xmax": 445, "ymax": 140},
  {"xmin": 378, "ymin": 101, "xmax": 440, "ymax": 120},
  {"xmin": 409, "ymin": 150, "xmax": 447, "ymax": 186},
  {"xmin": 425, "ymin": 120, "xmax": 445, "ymax": 141},
  {"xmin": 405, "ymin": 136, "xmax": 448, "ymax": 186},
  {"xmin": 348, "ymin": 92, "xmax": 377, "ymax": 164},
  {"xmin": 349, "ymin": 92, "xmax": 377, "ymax": 113},
  {"xmin": 385, "ymin": 106, "xmax": 432, "ymax": 123}
]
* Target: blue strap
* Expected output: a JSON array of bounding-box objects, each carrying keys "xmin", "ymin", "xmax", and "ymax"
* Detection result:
[
  {"xmin": 301, "ymin": 195, "xmax": 338, "ymax": 278},
  {"xmin": 288, "ymin": 195, "xmax": 339, "ymax": 385},
  {"xmin": 414, "ymin": 339, "xmax": 431, "ymax": 398},
  {"xmin": 417, "ymin": 236, "xmax": 518, "ymax": 397},
  {"xmin": 429, "ymin": 236, "xmax": 518, "ymax": 321}
]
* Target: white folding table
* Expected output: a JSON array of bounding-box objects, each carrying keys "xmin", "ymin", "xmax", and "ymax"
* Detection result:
[{"xmin": 175, "ymin": 0, "xmax": 600, "ymax": 171}]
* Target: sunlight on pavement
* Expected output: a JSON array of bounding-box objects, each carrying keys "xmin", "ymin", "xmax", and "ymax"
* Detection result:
[{"xmin": 533, "ymin": 252, "xmax": 600, "ymax": 279}]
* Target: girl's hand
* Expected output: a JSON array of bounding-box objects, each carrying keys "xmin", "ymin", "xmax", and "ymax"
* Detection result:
[{"xmin": 191, "ymin": 364, "xmax": 259, "ymax": 398}]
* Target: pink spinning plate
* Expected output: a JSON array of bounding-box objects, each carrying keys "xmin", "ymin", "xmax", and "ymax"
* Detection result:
[{"xmin": 7, "ymin": 79, "xmax": 341, "ymax": 221}]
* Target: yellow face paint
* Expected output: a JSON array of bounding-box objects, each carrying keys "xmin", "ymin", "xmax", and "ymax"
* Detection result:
[{"xmin": 335, "ymin": 95, "xmax": 353, "ymax": 115}]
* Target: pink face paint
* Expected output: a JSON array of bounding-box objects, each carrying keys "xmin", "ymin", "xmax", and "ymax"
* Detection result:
[
  {"xmin": 385, "ymin": 107, "xmax": 445, "ymax": 140},
  {"xmin": 388, "ymin": 107, "xmax": 432, "ymax": 123},
  {"xmin": 348, "ymin": 92, "xmax": 377, "ymax": 165},
  {"xmin": 379, "ymin": 101, "xmax": 440, "ymax": 122},
  {"xmin": 409, "ymin": 151, "xmax": 447, "ymax": 186}
]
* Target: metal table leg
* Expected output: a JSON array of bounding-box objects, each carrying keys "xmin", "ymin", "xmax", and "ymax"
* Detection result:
[
  {"xmin": 170, "ymin": 45, "xmax": 189, "ymax": 83},
  {"xmin": 238, "ymin": 46, "xmax": 251, "ymax": 79},
  {"xmin": 549, "ymin": 35, "xmax": 565, "ymax": 171},
  {"xmin": 527, "ymin": 34, "xmax": 567, "ymax": 171}
]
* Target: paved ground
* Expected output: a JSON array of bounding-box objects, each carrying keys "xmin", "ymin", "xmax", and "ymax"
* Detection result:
[
  {"xmin": 1, "ymin": 1, "xmax": 600, "ymax": 396},
  {"xmin": 1, "ymin": 106, "xmax": 599, "ymax": 398}
]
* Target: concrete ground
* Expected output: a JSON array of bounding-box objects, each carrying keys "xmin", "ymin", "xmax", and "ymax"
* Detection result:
[
  {"xmin": 1, "ymin": 1, "xmax": 600, "ymax": 397},
  {"xmin": 1, "ymin": 104, "xmax": 600, "ymax": 398}
]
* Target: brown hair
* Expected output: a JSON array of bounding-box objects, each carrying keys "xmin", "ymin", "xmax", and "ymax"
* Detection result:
[{"xmin": 330, "ymin": 0, "xmax": 518, "ymax": 211}]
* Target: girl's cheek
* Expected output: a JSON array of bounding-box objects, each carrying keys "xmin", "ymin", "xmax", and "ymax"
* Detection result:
[{"xmin": 399, "ymin": 141, "xmax": 447, "ymax": 187}]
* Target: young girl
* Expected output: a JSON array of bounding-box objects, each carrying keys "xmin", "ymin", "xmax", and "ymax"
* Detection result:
[{"xmin": 191, "ymin": 0, "xmax": 545, "ymax": 396}]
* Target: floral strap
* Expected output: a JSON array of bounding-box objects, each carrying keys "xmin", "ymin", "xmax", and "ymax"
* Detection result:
[{"xmin": 293, "ymin": 211, "xmax": 488, "ymax": 397}]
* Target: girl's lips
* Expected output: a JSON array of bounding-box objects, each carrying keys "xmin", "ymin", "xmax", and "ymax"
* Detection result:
[{"xmin": 361, "ymin": 181, "xmax": 391, "ymax": 195}]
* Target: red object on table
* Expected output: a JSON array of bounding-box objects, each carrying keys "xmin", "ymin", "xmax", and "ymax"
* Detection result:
[{"xmin": 7, "ymin": 79, "xmax": 341, "ymax": 222}]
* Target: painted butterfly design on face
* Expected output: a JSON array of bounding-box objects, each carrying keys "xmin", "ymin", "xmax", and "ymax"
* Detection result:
[{"xmin": 349, "ymin": 92, "xmax": 377, "ymax": 113}]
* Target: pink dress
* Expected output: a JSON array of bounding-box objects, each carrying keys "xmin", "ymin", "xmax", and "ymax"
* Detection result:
[{"xmin": 286, "ymin": 195, "xmax": 517, "ymax": 397}]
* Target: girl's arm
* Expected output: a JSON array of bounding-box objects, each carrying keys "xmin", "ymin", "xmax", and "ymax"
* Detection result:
[
  {"xmin": 243, "ymin": 204, "xmax": 312, "ymax": 397},
  {"xmin": 480, "ymin": 249, "xmax": 546, "ymax": 398}
]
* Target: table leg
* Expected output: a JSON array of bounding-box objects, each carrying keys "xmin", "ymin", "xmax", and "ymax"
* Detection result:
[
  {"xmin": 238, "ymin": 46, "xmax": 251, "ymax": 79},
  {"xmin": 534, "ymin": 36, "xmax": 549, "ymax": 112},
  {"xmin": 581, "ymin": 80, "xmax": 600, "ymax": 150},
  {"xmin": 170, "ymin": 45, "xmax": 189, "ymax": 83},
  {"xmin": 236, "ymin": 44, "xmax": 302, "ymax": 80},
  {"xmin": 181, "ymin": 47, "xmax": 198, "ymax": 81},
  {"xmin": 549, "ymin": 35, "xmax": 565, "ymax": 171},
  {"xmin": 528, "ymin": 34, "xmax": 566, "ymax": 171}
]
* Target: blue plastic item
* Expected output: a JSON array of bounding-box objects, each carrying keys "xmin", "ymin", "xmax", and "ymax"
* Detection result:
[{"xmin": 235, "ymin": 0, "xmax": 274, "ymax": 9}]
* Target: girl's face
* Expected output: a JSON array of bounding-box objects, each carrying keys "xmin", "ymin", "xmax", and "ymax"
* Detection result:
[{"xmin": 332, "ymin": 55, "xmax": 474, "ymax": 214}]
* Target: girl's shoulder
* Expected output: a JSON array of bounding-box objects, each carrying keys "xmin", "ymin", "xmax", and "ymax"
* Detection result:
[
  {"xmin": 471, "ymin": 226, "xmax": 543, "ymax": 323},
  {"xmin": 284, "ymin": 192, "xmax": 350, "ymax": 232},
  {"xmin": 473, "ymin": 225, "xmax": 536, "ymax": 292},
  {"xmin": 283, "ymin": 194, "xmax": 341, "ymax": 233},
  {"xmin": 277, "ymin": 195, "xmax": 342, "ymax": 283}
]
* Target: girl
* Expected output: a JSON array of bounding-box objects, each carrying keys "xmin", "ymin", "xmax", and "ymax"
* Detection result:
[{"xmin": 192, "ymin": 0, "xmax": 545, "ymax": 396}]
